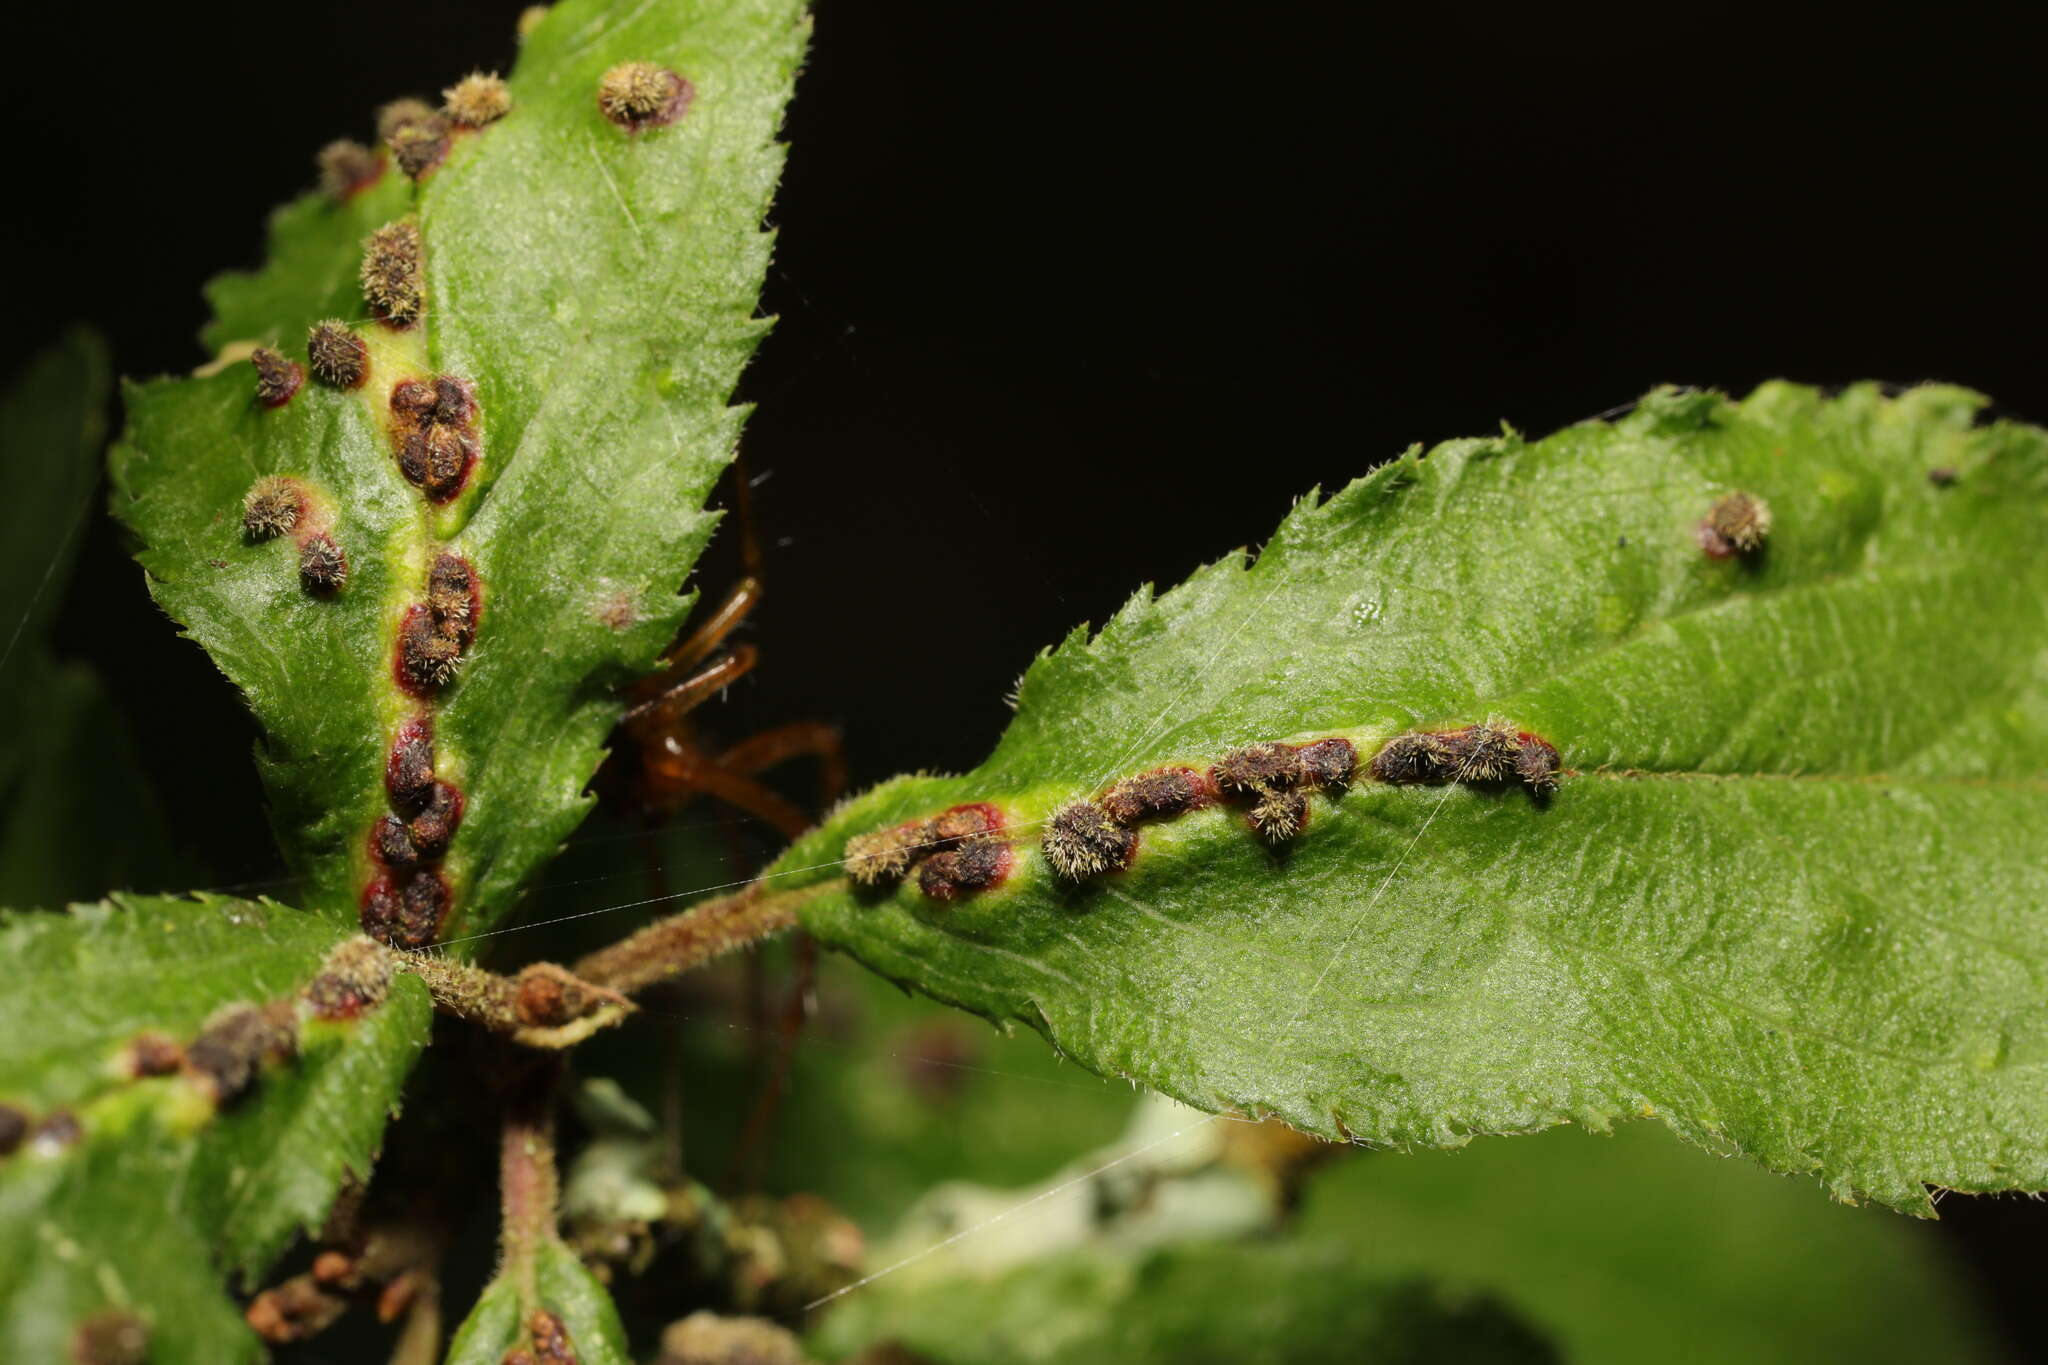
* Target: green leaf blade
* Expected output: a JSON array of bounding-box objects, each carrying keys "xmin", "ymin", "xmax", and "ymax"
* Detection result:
[
  {"xmin": 112, "ymin": 368, "xmax": 408, "ymax": 919},
  {"xmin": 0, "ymin": 330, "xmax": 184, "ymax": 906},
  {"xmin": 111, "ymin": 0, "xmax": 808, "ymax": 941},
  {"xmin": 0, "ymin": 326, "xmax": 106, "ymax": 660},
  {"xmin": 445, "ymin": 1239, "xmax": 634, "ymax": 1365},
  {"xmin": 0, "ymin": 1118, "xmax": 266, "ymax": 1365},
  {"xmin": 781, "ymin": 383, "xmax": 2048, "ymax": 1212},
  {"xmin": 0, "ymin": 894, "xmax": 429, "ymax": 1354},
  {"xmin": 424, "ymin": 0, "xmax": 804, "ymax": 928}
]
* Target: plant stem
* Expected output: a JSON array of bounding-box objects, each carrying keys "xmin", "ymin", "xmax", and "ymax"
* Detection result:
[
  {"xmin": 401, "ymin": 956, "xmax": 632, "ymax": 1048},
  {"xmin": 498, "ymin": 1061, "xmax": 561, "ymax": 1308},
  {"xmin": 571, "ymin": 880, "xmax": 837, "ymax": 995}
]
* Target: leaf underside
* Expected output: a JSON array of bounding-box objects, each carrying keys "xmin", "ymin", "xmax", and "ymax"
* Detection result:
[
  {"xmin": 777, "ymin": 383, "xmax": 2048, "ymax": 1213},
  {"xmin": 110, "ymin": 0, "xmax": 807, "ymax": 944}
]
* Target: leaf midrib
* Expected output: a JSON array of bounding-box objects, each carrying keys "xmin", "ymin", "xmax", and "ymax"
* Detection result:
[{"xmin": 1023, "ymin": 448, "xmax": 2048, "ymax": 791}]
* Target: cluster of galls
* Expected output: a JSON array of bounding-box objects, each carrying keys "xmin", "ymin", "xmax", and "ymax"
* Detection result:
[
  {"xmin": 368, "ymin": 390, "xmax": 483, "ymax": 946},
  {"xmin": 1212, "ymin": 738, "xmax": 1356, "ymax": 843},
  {"xmin": 1369, "ymin": 720, "xmax": 1560, "ymax": 794},
  {"xmin": 242, "ymin": 475, "xmax": 348, "ymax": 596},
  {"xmin": 0, "ymin": 939, "xmax": 394, "ymax": 1173},
  {"xmin": 846, "ymin": 724, "xmax": 1565, "ymax": 900},
  {"xmin": 364, "ymin": 715, "xmax": 466, "ymax": 948},
  {"xmin": 397, "ymin": 552, "xmax": 480, "ymax": 693},
  {"xmin": 243, "ymin": 321, "xmax": 371, "ymax": 416},
  {"xmin": 844, "ymin": 803, "xmax": 1012, "ymax": 901},
  {"xmin": 390, "ymin": 373, "xmax": 480, "ymax": 501},
  {"xmin": 239, "ymin": 347, "xmax": 347, "ymax": 595},
  {"xmin": 502, "ymin": 1309, "xmax": 579, "ymax": 1365},
  {"xmin": 317, "ymin": 45, "xmax": 664, "ymax": 203},
  {"xmin": 184, "ymin": 940, "xmax": 396, "ymax": 1101},
  {"xmin": 321, "ymin": 74, "xmax": 514, "ymax": 197},
  {"xmin": 1041, "ymin": 770, "xmax": 1209, "ymax": 882},
  {"xmin": 1043, "ymin": 739, "xmax": 1357, "ymax": 883}
]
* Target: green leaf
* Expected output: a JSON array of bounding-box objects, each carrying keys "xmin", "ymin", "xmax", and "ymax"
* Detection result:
[
  {"xmin": 1295, "ymin": 1120, "xmax": 2000, "ymax": 1365},
  {"xmin": 0, "ymin": 895, "xmax": 431, "ymax": 1358},
  {"xmin": 774, "ymin": 383, "xmax": 2048, "ymax": 1213},
  {"xmin": 445, "ymin": 1238, "xmax": 634, "ymax": 1365},
  {"xmin": 0, "ymin": 329, "xmax": 182, "ymax": 906},
  {"xmin": 0, "ymin": 658, "xmax": 183, "ymax": 906},
  {"xmin": 0, "ymin": 326, "xmax": 105, "ymax": 665},
  {"xmin": 0, "ymin": 1123, "xmax": 265, "ymax": 1365},
  {"xmin": 110, "ymin": 0, "xmax": 808, "ymax": 944},
  {"xmin": 810, "ymin": 1243, "xmax": 1559, "ymax": 1365}
]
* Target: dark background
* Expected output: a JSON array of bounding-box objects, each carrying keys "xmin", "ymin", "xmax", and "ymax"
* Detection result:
[{"xmin": 4, "ymin": 2, "xmax": 2043, "ymax": 1356}]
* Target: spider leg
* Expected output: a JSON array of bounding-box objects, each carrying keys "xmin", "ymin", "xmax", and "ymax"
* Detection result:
[
  {"xmin": 728, "ymin": 932, "xmax": 815, "ymax": 1194},
  {"xmin": 645, "ymin": 449, "xmax": 766, "ymax": 700},
  {"xmin": 714, "ymin": 720, "xmax": 849, "ymax": 811},
  {"xmin": 623, "ymin": 642, "xmax": 759, "ymax": 731},
  {"xmin": 629, "ymin": 575, "xmax": 764, "ymax": 707},
  {"xmin": 634, "ymin": 719, "xmax": 845, "ymax": 839},
  {"xmin": 682, "ymin": 733, "xmax": 841, "ymax": 1191},
  {"xmin": 659, "ymin": 761, "xmax": 811, "ymax": 841}
]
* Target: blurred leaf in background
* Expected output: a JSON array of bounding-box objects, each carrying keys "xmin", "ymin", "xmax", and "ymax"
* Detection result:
[{"xmin": 0, "ymin": 329, "xmax": 182, "ymax": 907}]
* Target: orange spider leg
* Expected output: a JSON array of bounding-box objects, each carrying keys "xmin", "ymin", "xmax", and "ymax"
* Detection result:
[
  {"xmin": 634, "ymin": 718, "xmax": 845, "ymax": 839},
  {"xmin": 715, "ymin": 720, "xmax": 849, "ymax": 810},
  {"xmin": 656, "ymin": 760, "xmax": 812, "ymax": 842},
  {"xmin": 624, "ymin": 642, "xmax": 759, "ymax": 731},
  {"xmin": 728, "ymin": 930, "xmax": 815, "ymax": 1194},
  {"xmin": 623, "ymin": 575, "xmax": 764, "ymax": 715},
  {"xmin": 608, "ymin": 455, "xmax": 841, "ymax": 1194},
  {"xmin": 679, "ymin": 725, "xmax": 845, "ymax": 1192}
]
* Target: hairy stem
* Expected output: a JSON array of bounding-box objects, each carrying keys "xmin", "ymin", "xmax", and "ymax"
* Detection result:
[
  {"xmin": 571, "ymin": 881, "xmax": 836, "ymax": 995},
  {"xmin": 499, "ymin": 1063, "xmax": 561, "ymax": 1308},
  {"xmin": 401, "ymin": 955, "xmax": 632, "ymax": 1048}
]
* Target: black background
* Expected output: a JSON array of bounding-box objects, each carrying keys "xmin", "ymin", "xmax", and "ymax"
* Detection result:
[{"xmin": 4, "ymin": 2, "xmax": 2044, "ymax": 1355}]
